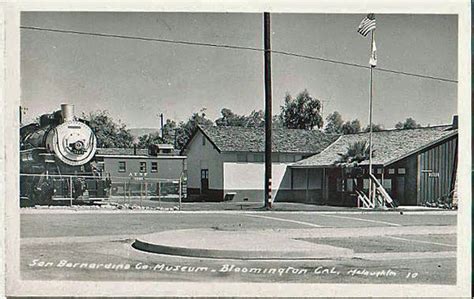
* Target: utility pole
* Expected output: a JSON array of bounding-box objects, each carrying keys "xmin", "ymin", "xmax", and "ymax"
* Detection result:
[
  {"xmin": 264, "ymin": 12, "xmax": 272, "ymax": 209},
  {"xmin": 320, "ymin": 99, "xmax": 331, "ymax": 128},
  {"xmin": 19, "ymin": 106, "xmax": 28, "ymax": 125},
  {"xmin": 158, "ymin": 113, "xmax": 164, "ymax": 139}
]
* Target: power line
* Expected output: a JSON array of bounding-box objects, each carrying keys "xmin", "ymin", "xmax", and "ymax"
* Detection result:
[{"xmin": 20, "ymin": 25, "xmax": 458, "ymax": 84}]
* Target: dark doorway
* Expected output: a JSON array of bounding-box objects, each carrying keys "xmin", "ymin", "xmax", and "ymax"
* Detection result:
[
  {"xmin": 200, "ymin": 169, "xmax": 209, "ymax": 194},
  {"xmin": 395, "ymin": 176, "xmax": 406, "ymax": 204}
]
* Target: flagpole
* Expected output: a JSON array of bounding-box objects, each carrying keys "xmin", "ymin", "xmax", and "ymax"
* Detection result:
[{"xmin": 368, "ymin": 29, "xmax": 375, "ymax": 208}]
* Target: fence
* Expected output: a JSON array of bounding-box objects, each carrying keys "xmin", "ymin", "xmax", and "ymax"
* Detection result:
[
  {"xmin": 109, "ymin": 176, "xmax": 187, "ymax": 210},
  {"xmin": 20, "ymin": 173, "xmax": 109, "ymax": 206},
  {"xmin": 20, "ymin": 173, "xmax": 187, "ymax": 209}
]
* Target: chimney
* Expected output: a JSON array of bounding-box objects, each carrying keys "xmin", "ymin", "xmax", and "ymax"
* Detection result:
[
  {"xmin": 60, "ymin": 104, "xmax": 75, "ymax": 123},
  {"xmin": 452, "ymin": 115, "xmax": 458, "ymax": 129}
]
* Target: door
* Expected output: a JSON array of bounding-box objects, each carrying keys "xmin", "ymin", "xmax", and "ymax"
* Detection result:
[
  {"xmin": 200, "ymin": 169, "xmax": 209, "ymax": 194},
  {"xmin": 395, "ymin": 176, "xmax": 405, "ymax": 205}
]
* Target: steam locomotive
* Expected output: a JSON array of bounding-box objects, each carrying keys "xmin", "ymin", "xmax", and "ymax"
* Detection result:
[{"xmin": 20, "ymin": 104, "xmax": 110, "ymax": 205}]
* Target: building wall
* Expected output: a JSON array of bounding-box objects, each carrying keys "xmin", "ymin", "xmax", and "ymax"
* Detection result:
[
  {"xmin": 418, "ymin": 136, "xmax": 457, "ymax": 205},
  {"xmin": 385, "ymin": 156, "xmax": 418, "ymax": 205},
  {"xmin": 323, "ymin": 163, "xmax": 418, "ymax": 207},
  {"xmin": 184, "ymin": 130, "xmax": 225, "ymax": 199},
  {"xmin": 184, "ymin": 129, "xmax": 316, "ymax": 202},
  {"xmin": 223, "ymin": 162, "xmax": 290, "ymax": 202},
  {"xmin": 101, "ymin": 156, "xmax": 185, "ymax": 182},
  {"xmin": 223, "ymin": 163, "xmax": 324, "ymax": 203},
  {"xmin": 100, "ymin": 155, "xmax": 185, "ymax": 196}
]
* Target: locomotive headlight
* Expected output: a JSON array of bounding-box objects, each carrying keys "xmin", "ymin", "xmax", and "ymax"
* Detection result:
[{"xmin": 69, "ymin": 140, "xmax": 86, "ymax": 154}]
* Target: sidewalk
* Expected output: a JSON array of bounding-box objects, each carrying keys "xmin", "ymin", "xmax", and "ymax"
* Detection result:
[{"xmin": 20, "ymin": 199, "xmax": 457, "ymax": 214}]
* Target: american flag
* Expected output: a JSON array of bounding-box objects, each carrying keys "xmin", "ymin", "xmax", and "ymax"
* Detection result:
[{"xmin": 357, "ymin": 14, "xmax": 376, "ymax": 37}]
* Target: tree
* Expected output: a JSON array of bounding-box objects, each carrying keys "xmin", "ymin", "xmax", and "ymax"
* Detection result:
[
  {"xmin": 272, "ymin": 115, "xmax": 284, "ymax": 128},
  {"xmin": 137, "ymin": 132, "xmax": 163, "ymax": 148},
  {"xmin": 174, "ymin": 109, "xmax": 214, "ymax": 151},
  {"xmin": 245, "ymin": 110, "xmax": 265, "ymax": 127},
  {"xmin": 324, "ymin": 111, "xmax": 344, "ymax": 134},
  {"xmin": 84, "ymin": 110, "xmax": 134, "ymax": 148},
  {"xmin": 341, "ymin": 119, "xmax": 361, "ymax": 134},
  {"xmin": 215, "ymin": 108, "xmax": 264, "ymax": 127},
  {"xmin": 279, "ymin": 90, "xmax": 323, "ymax": 130},
  {"xmin": 161, "ymin": 119, "xmax": 178, "ymax": 145},
  {"xmin": 395, "ymin": 117, "xmax": 422, "ymax": 130},
  {"xmin": 336, "ymin": 140, "xmax": 371, "ymax": 168},
  {"xmin": 363, "ymin": 123, "xmax": 384, "ymax": 132}
]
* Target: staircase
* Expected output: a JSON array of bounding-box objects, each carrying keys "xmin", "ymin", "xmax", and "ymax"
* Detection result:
[{"xmin": 355, "ymin": 174, "xmax": 397, "ymax": 209}]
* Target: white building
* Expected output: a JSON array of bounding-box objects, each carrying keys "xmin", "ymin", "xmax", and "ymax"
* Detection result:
[{"xmin": 182, "ymin": 125, "xmax": 337, "ymax": 202}]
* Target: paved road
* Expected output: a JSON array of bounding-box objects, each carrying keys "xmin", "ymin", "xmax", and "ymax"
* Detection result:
[{"xmin": 20, "ymin": 210, "xmax": 457, "ymax": 284}]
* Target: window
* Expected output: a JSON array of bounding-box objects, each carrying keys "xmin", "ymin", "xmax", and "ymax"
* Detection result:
[
  {"xmin": 336, "ymin": 178, "xmax": 344, "ymax": 192},
  {"xmin": 382, "ymin": 179, "xmax": 392, "ymax": 191},
  {"xmin": 118, "ymin": 161, "xmax": 126, "ymax": 172},
  {"xmin": 201, "ymin": 169, "xmax": 209, "ymax": 179},
  {"xmin": 346, "ymin": 179, "xmax": 354, "ymax": 192},
  {"xmin": 388, "ymin": 168, "xmax": 395, "ymax": 175},
  {"xmin": 202, "ymin": 136, "xmax": 206, "ymax": 146},
  {"xmin": 254, "ymin": 154, "xmax": 264, "ymax": 162},
  {"xmin": 376, "ymin": 168, "xmax": 383, "ymax": 174},
  {"xmin": 291, "ymin": 168, "xmax": 307, "ymax": 190},
  {"xmin": 398, "ymin": 168, "xmax": 406, "ymax": 174},
  {"xmin": 151, "ymin": 162, "xmax": 158, "ymax": 172},
  {"xmin": 140, "ymin": 162, "xmax": 147, "ymax": 173},
  {"xmin": 363, "ymin": 178, "xmax": 370, "ymax": 191},
  {"xmin": 281, "ymin": 155, "xmax": 296, "ymax": 163},
  {"xmin": 237, "ymin": 153, "xmax": 248, "ymax": 162}
]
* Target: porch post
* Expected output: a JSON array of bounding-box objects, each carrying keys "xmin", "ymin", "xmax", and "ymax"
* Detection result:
[{"xmin": 305, "ymin": 168, "xmax": 309, "ymax": 203}]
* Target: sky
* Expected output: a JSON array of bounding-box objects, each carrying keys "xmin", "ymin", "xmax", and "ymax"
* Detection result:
[{"xmin": 20, "ymin": 12, "xmax": 458, "ymax": 129}]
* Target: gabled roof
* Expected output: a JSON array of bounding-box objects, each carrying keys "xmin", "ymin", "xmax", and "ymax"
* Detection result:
[
  {"xmin": 291, "ymin": 125, "xmax": 457, "ymax": 168},
  {"xmin": 194, "ymin": 126, "xmax": 339, "ymax": 154}
]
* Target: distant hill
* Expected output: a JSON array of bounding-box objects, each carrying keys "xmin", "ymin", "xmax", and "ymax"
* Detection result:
[{"xmin": 128, "ymin": 128, "xmax": 160, "ymax": 138}]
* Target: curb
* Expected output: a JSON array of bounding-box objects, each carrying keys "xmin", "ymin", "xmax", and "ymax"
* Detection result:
[{"xmin": 132, "ymin": 238, "xmax": 354, "ymax": 260}]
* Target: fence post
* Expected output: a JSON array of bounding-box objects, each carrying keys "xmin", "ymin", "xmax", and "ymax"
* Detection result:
[
  {"xmin": 140, "ymin": 180, "xmax": 143, "ymax": 208},
  {"xmin": 158, "ymin": 181, "xmax": 161, "ymax": 208},
  {"xmin": 123, "ymin": 182, "xmax": 126, "ymax": 204},
  {"xmin": 179, "ymin": 176, "xmax": 182, "ymax": 211},
  {"xmin": 128, "ymin": 179, "xmax": 132, "ymax": 205},
  {"xmin": 69, "ymin": 176, "xmax": 73, "ymax": 207},
  {"xmin": 145, "ymin": 180, "xmax": 148, "ymax": 200}
]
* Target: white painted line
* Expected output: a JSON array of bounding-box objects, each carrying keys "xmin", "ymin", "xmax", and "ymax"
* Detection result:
[
  {"xmin": 318, "ymin": 214, "xmax": 402, "ymax": 227},
  {"xmin": 244, "ymin": 214, "xmax": 324, "ymax": 228},
  {"xmin": 385, "ymin": 235, "xmax": 457, "ymax": 247}
]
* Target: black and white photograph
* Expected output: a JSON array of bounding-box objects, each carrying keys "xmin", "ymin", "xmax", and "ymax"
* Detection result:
[{"xmin": 3, "ymin": 1, "xmax": 471, "ymax": 297}]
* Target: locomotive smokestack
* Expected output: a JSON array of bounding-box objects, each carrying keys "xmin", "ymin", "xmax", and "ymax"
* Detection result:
[{"xmin": 61, "ymin": 104, "xmax": 75, "ymax": 123}]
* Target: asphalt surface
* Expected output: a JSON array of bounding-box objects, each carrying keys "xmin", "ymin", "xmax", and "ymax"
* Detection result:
[{"xmin": 20, "ymin": 210, "xmax": 457, "ymax": 284}]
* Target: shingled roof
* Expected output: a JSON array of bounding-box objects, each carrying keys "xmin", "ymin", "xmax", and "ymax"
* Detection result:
[
  {"xmin": 198, "ymin": 126, "xmax": 339, "ymax": 154},
  {"xmin": 291, "ymin": 126, "xmax": 457, "ymax": 168}
]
